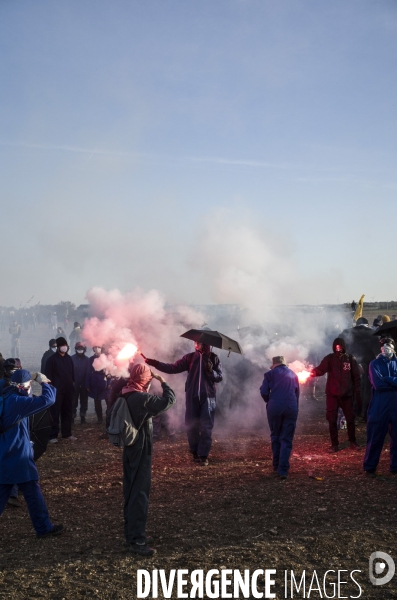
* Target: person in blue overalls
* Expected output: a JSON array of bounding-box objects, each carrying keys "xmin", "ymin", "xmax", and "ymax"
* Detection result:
[
  {"xmin": 364, "ymin": 337, "xmax": 397, "ymax": 476},
  {"xmin": 0, "ymin": 369, "xmax": 63, "ymax": 537},
  {"xmin": 145, "ymin": 342, "xmax": 222, "ymax": 466},
  {"xmin": 260, "ymin": 356, "xmax": 300, "ymax": 480}
]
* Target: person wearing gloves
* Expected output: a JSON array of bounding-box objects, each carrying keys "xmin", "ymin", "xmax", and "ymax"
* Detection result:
[
  {"xmin": 311, "ymin": 337, "xmax": 361, "ymax": 452},
  {"xmin": 40, "ymin": 339, "xmax": 57, "ymax": 373},
  {"xmin": 0, "ymin": 358, "xmax": 22, "ymax": 506},
  {"xmin": 364, "ymin": 337, "xmax": 397, "ymax": 476},
  {"xmin": 0, "ymin": 370, "xmax": 63, "ymax": 538},
  {"xmin": 71, "ymin": 342, "xmax": 90, "ymax": 424},
  {"xmin": 86, "ymin": 346, "xmax": 109, "ymax": 424},
  {"xmin": 45, "ymin": 337, "xmax": 76, "ymax": 442},
  {"xmin": 120, "ymin": 363, "xmax": 176, "ymax": 556},
  {"xmin": 260, "ymin": 356, "xmax": 299, "ymax": 480},
  {"xmin": 145, "ymin": 342, "xmax": 222, "ymax": 466}
]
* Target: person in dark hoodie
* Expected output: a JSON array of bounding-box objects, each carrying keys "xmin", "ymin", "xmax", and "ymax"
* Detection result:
[
  {"xmin": 40, "ymin": 339, "xmax": 57, "ymax": 373},
  {"xmin": 145, "ymin": 342, "xmax": 222, "ymax": 466},
  {"xmin": 311, "ymin": 337, "xmax": 361, "ymax": 452},
  {"xmin": 120, "ymin": 363, "xmax": 176, "ymax": 555},
  {"xmin": 45, "ymin": 337, "xmax": 76, "ymax": 442},
  {"xmin": 364, "ymin": 337, "xmax": 397, "ymax": 476},
  {"xmin": 71, "ymin": 342, "xmax": 90, "ymax": 424},
  {"xmin": 339, "ymin": 317, "xmax": 379, "ymax": 421}
]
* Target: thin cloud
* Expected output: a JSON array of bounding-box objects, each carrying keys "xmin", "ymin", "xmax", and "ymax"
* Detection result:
[{"xmin": 0, "ymin": 140, "xmax": 292, "ymax": 170}]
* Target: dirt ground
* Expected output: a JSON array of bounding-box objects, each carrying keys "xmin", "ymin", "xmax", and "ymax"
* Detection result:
[{"xmin": 1, "ymin": 320, "xmax": 397, "ymax": 599}]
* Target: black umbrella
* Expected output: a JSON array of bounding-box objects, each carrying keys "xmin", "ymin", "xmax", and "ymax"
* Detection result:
[
  {"xmin": 372, "ymin": 320, "xmax": 397, "ymax": 336},
  {"xmin": 180, "ymin": 329, "xmax": 243, "ymax": 355},
  {"xmin": 30, "ymin": 408, "xmax": 53, "ymax": 461}
]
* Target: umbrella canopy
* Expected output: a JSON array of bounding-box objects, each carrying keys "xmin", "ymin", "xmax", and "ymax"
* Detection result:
[
  {"xmin": 30, "ymin": 408, "xmax": 53, "ymax": 461},
  {"xmin": 372, "ymin": 320, "xmax": 397, "ymax": 336},
  {"xmin": 180, "ymin": 329, "xmax": 243, "ymax": 355}
]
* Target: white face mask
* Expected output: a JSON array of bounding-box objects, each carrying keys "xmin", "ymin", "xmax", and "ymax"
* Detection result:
[
  {"xmin": 59, "ymin": 346, "xmax": 68, "ymax": 353},
  {"xmin": 76, "ymin": 349, "xmax": 84, "ymax": 354},
  {"xmin": 381, "ymin": 344, "xmax": 394, "ymax": 359},
  {"xmin": 51, "ymin": 347, "xmax": 57, "ymax": 352}
]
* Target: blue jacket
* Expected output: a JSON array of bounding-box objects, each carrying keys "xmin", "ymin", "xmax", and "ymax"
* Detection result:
[
  {"xmin": 368, "ymin": 354, "xmax": 397, "ymax": 422},
  {"xmin": 0, "ymin": 383, "xmax": 56, "ymax": 484},
  {"xmin": 86, "ymin": 356, "xmax": 108, "ymax": 394},
  {"xmin": 146, "ymin": 350, "xmax": 222, "ymax": 401},
  {"xmin": 71, "ymin": 353, "xmax": 90, "ymax": 387},
  {"xmin": 260, "ymin": 365, "xmax": 300, "ymax": 411}
]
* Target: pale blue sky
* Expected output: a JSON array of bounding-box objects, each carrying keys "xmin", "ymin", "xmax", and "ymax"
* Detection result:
[{"xmin": 1, "ymin": 1, "xmax": 396, "ymax": 307}]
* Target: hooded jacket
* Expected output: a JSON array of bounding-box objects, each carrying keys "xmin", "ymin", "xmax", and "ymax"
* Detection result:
[
  {"xmin": 312, "ymin": 337, "xmax": 361, "ymax": 397},
  {"xmin": 146, "ymin": 349, "xmax": 222, "ymax": 401}
]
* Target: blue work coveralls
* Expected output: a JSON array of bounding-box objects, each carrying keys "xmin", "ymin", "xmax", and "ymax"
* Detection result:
[
  {"xmin": 260, "ymin": 365, "xmax": 299, "ymax": 477},
  {"xmin": 146, "ymin": 350, "xmax": 222, "ymax": 458},
  {"xmin": 364, "ymin": 354, "xmax": 397, "ymax": 473},
  {"xmin": 0, "ymin": 383, "xmax": 56, "ymax": 535}
]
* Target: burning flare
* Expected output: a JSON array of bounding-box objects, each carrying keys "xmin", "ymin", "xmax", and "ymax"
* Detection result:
[
  {"xmin": 117, "ymin": 343, "xmax": 138, "ymax": 361},
  {"xmin": 296, "ymin": 369, "xmax": 312, "ymax": 384},
  {"xmin": 288, "ymin": 360, "xmax": 313, "ymax": 384}
]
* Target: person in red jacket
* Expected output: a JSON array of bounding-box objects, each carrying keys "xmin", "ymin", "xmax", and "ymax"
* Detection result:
[{"xmin": 311, "ymin": 337, "xmax": 361, "ymax": 452}]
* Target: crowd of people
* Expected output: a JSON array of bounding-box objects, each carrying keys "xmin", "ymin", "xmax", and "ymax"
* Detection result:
[{"xmin": 0, "ymin": 312, "xmax": 397, "ymax": 556}]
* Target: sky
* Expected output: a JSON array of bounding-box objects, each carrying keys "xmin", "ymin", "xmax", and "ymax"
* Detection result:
[{"xmin": 1, "ymin": 0, "xmax": 396, "ymax": 308}]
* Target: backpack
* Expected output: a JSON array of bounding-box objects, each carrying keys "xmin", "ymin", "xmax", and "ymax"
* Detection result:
[{"xmin": 106, "ymin": 396, "xmax": 140, "ymax": 448}]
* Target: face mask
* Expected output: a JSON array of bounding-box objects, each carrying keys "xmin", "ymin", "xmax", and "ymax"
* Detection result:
[
  {"xmin": 51, "ymin": 347, "xmax": 57, "ymax": 352},
  {"xmin": 94, "ymin": 348, "xmax": 101, "ymax": 355},
  {"xmin": 59, "ymin": 346, "xmax": 68, "ymax": 353},
  {"xmin": 17, "ymin": 383, "xmax": 31, "ymax": 396},
  {"xmin": 335, "ymin": 345, "xmax": 343, "ymax": 353},
  {"xmin": 381, "ymin": 344, "xmax": 394, "ymax": 359},
  {"xmin": 76, "ymin": 349, "xmax": 84, "ymax": 354}
]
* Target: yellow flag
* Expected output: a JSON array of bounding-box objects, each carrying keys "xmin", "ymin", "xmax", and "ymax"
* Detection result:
[{"xmin": 354, "ymin": 294, "xmax": 365, "ymax": 321}]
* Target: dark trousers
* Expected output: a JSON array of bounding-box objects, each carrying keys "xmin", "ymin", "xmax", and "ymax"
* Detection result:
[
  {"xmin": 267, "ymin": 404, "xmax": 298, "ymax": 476},
  {"xmin": 364, "ymin": 414, "xmax": 397, "ymax": 473},
  {"xmin": 90, "ymin": 391, "xmax": 108, "ymax": 420},
  {"xmin": 326, "ymin": 395, "xmax": 356, "ymax": 446},
  {"xmin": 122, "ymin": 439, "xmax": 152, "ymax": 544},
  {"xmin": 0, "ymin": 480, "xmax": 53, "ymax": 535},
  {"xmin": 185, "ymin": 396, "xmax": 216, "ymax": 458},
  {"xmin": 50, "ymin": 389, "xmax": 73, "ymax": 439},
  {"xmin": 73, "ymin": 384, "xmax": 88, "ymax": 417},
  {"xmin": 361, "ymin": 372, "xmax": 372, "ymax": 419},
  {"xmin": 153, "ymin": 411, "xmax": 175, "ymax": 438}
]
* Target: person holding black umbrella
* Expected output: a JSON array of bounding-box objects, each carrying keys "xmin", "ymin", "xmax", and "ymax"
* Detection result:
[{"xmin": 145, "ymin": 341, "xmax": 223, "ymax": 466}]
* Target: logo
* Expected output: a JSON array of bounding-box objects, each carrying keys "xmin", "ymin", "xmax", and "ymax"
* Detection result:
[
  {"xmin": 343, "ymin": 362, "xmax": 351, "ymax": 371},
  {"xmin": 369, "ymin": 552, "xmax": 395, "ymax": 586}
]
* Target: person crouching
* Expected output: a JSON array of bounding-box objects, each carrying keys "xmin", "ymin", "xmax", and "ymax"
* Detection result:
[{"xmin": 260, "ymin": 356, "xmax": 299, "ymax": 480}]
